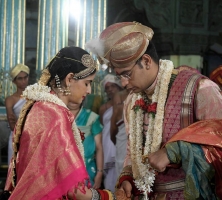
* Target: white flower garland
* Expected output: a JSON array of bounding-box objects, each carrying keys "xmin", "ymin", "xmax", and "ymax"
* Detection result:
[
  {"xmin": 128, "ymin": 60, "xmax": 174, "ymax": 199},
  {"xmin": 22, "ymin": 83, "xmax": 85, "ymax": 162}
]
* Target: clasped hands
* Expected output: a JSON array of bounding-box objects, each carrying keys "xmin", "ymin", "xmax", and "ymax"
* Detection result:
[{"xmin": 142, "ymin": 147, "xmax": 170, "ymax": 172}]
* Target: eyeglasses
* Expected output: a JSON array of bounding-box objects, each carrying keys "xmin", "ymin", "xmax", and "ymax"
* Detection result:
[{"xmin": 115, "ymin": 60, "xmax": 138, "ymax": 80}]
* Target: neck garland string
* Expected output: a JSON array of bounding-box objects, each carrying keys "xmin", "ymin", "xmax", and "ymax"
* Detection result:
[{"xmin": 128, "ymin": 59, "xmax": 174, "ymax": 199}]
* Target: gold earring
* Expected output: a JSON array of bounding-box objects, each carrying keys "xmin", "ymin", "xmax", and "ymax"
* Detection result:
[
  {"xmin": 55, "ymin": 74, "xmax": 64, "ymax": 93},
  {"xmin": 64, "ymin": 84, "xmax": 71, "ymax": 95}
]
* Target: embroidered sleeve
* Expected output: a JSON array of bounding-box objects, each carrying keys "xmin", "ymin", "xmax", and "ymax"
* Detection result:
[{"xmin": 123, "ymin": 94, "xmax": 133, "ymax": 167}]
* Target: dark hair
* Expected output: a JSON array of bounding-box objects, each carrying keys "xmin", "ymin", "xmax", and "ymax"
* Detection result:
[
  {"xmin": 47, "ymin": 46, "xmax": 96, "ymax": 84},
  {"xmin": 144, "ymin": 40, "xmax": 159, "ymax": 64}
]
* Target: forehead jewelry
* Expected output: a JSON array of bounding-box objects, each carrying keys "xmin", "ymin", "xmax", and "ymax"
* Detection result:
[{"xmin": 55, "ymin": 54, "xmax": 97, "ymax": 80}]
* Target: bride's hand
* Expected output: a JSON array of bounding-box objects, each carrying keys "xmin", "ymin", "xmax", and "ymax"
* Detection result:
[{"xmin": 115, "ymin": 180, "xmax": 132, "ymax": 199}]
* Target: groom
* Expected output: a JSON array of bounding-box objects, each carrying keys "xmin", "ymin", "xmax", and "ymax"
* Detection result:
[{"xmin": 86, "ymin": 21, "xmax": 222, "ymax": 199}]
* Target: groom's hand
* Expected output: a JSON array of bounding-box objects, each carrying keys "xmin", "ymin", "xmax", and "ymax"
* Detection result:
[
  {"xmin": 121, "ymin": 180, "xmax": 132, "ymax": 198},
  {"xmin": 148, "ymin": 148, "xmax": 170, "ymax": 172}
]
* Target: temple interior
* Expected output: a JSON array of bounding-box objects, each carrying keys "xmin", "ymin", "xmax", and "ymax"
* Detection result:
[{"xmin": 0, "ymin": 0, "xmax": 222, "ymax": 193}]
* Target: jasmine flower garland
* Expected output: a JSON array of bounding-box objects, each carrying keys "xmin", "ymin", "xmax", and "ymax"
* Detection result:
[{"xmin": 128, "ymin": 60, "xmax": 174, "ymax": 199}]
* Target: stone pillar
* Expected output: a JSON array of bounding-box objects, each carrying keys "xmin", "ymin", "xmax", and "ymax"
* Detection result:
[
  {"xmin": 69, "ymin": 0, "xmax": 107, "ymax": 96},
  {"xmin": 36, "ymin": 0, "xmax": 69, "ymax": 76},
  {"xmin": 0, "ymin": 0, "xmax": 26, "ymax": 104},
  {"xmin": 73, "ymin": 0, "xmax": 107, "ymax": 48}
]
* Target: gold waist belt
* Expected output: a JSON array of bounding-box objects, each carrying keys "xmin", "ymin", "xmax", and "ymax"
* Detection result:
[{"xmin": 154, "ymin": 179, "xmax": 185, "ymax": 192}]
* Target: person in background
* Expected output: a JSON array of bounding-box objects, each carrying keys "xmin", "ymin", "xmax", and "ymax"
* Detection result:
[
  {"xmin": 68, "ymin": 101, "xmax": 104, "ymax": 189},
  {"xmin": 3, "ymin": 46, "xmax": 116, "ymax": 200},
  {"xmin": 99, "ymin": 74, "xmax": 123, "ymax": 193},
  {"xmin": 86, "ymin": 22, "xmax": 222, "ymax": 200},
  {"xmin": 110, "ymin": 89, "xmax": 129, "ymax": 178},
  {"xmin": 83, "ymin": 94, "xmax": 103, "ymax": 114},
  {"xmin": 5, "ymin": 64, "xmax": 30, "ymax": 165}
]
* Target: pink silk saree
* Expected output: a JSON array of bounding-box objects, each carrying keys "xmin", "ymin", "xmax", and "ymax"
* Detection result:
[{"xmin": 5, "ymin": 101, "xmax": 89, "ymax": 200}]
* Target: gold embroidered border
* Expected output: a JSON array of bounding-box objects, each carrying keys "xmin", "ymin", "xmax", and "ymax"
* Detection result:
[
  {"xmin": 181, "ymin": 73, "xmax": 203, "ymax": 128},
  {"xmin": 154, "ymin": 179, "xmax": 185, "ymax": 192}
]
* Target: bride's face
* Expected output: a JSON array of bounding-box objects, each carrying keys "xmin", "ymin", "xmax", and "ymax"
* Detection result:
[{"xmin": 69, "ymin": 73, "xmax": 96, "ymax": 104}]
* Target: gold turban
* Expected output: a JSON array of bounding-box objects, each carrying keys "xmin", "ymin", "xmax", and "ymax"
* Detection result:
[
  {"xmin": 10, "ymin": 64, "xmax": 30, "ymax": 80},
  {"xmin": 85, "ymin": 22, "xmax": 154, "ymax": 68},
  {"xmin": 210, "ymin": 65, "xmax": 222, "ymax": 86}
]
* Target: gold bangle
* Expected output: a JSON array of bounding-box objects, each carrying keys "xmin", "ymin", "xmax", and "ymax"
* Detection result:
[
  {"xmin": 122, "ymin": 165, "xmax": 132, "ymax": 172},
  {"xmin": 97, "ymin": 169, "xmax": 104, "ymax": 173},
  {"xmin": 121, "ymin": 165, "xmax": 132, "ymax": 174},
  {"xmin": 119, "ymin": 172, "xmax": 133, "ymax": 178}
]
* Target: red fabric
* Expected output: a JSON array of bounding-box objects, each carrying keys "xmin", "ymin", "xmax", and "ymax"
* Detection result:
[
  {"xmin": 97, "ymin": 189, "xmax": 109, "ymax": 199},
  {"xmin": 97, "ymin": 189, "xmax": 105, "ymax": 199}
]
